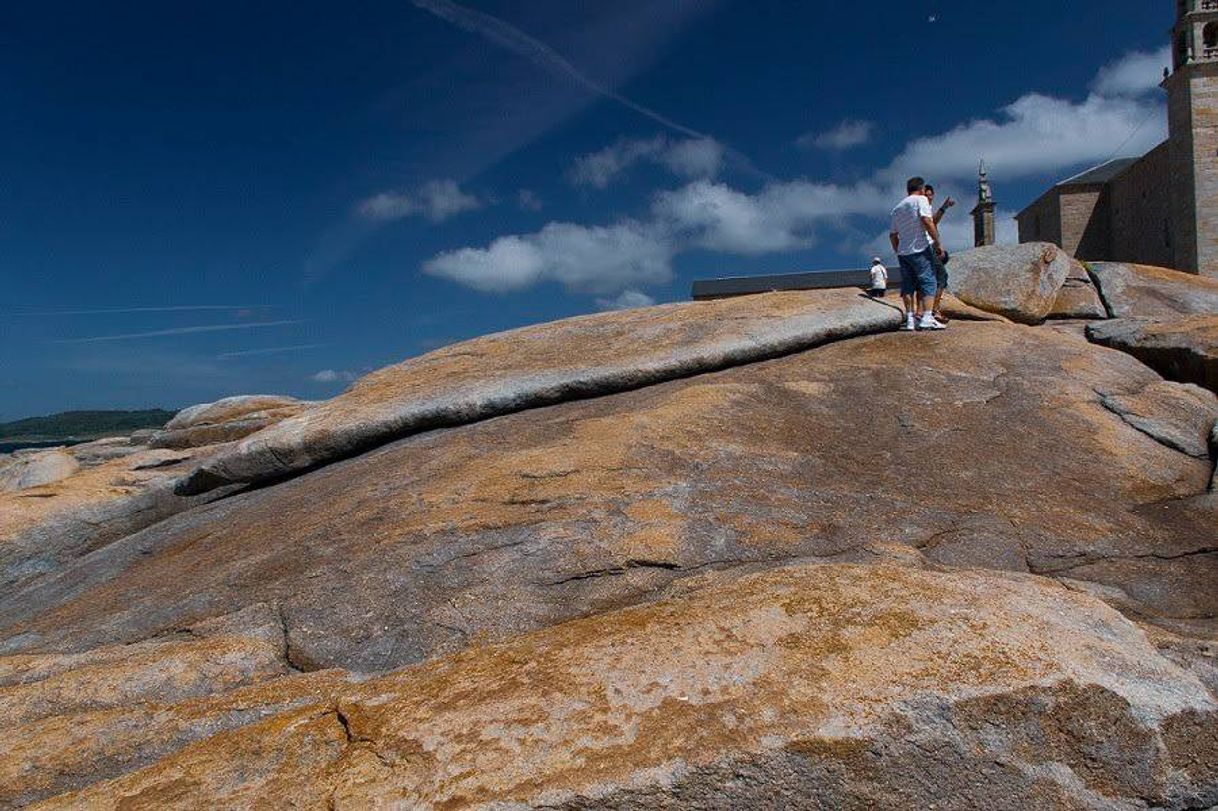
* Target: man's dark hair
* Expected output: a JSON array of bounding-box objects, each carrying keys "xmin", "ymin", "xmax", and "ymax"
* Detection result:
[
  {"xmin": 924, "ymin": 184, "xmax": 935, "ymax": 193},
  {"xmin": 907, "ymin": 176, "xmax": 926, "ymax": 194}
]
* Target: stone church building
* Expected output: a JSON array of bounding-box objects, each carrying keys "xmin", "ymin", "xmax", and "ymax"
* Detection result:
[{"xmin": 1015, "ymin": 1, "xmax": 1217, "ymax": 278}]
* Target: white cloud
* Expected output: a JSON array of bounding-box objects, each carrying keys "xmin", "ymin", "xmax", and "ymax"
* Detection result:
[
  {"xmin": 424, "ymin": 220, "xmax": 674, "ymax": 294},
  {"xmin": 653, "ymin": 179, "xmax": 888, "ymax": 255},
  {"xmin": 882, "ymin": 91, "xmax": 1166, "ymax": 185},
  {"xmin": 569, "ymin": 136, "xmax": 724, "ymax": 188},
  {"xmin": 797, "ymin": 119, "xmax": 874, "ymax": 151},
  {"xmin": 422, "ymin": 46, "xmax": 1174, "ymax": 296},
  {"xmin": 357, "ymin": 180, "xmax": 483, "ymax": 223},
  {"xmin": 596, "ymin": 290, "xmax": 657, "ymax": 311},
  {"xmin": 312, "ymin": 369, "xmax": 358, "ymax": 384},
  {"xmin": 1092, "ymin": 46, "xmax": 1171, "ymax": 98}
]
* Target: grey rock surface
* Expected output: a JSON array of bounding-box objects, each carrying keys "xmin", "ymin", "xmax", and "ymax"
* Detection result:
[
  {"xmin": 1049, "ymin": 258, "xmax": 1107, "ymax": 319},
  {"xmin": 1089, "ymin": 262, "xmax": 1218, "ymax": 319},
  {"xmin": 151, "ymin": 395, "xmax": 311, "ymax": 450},
  {"xmin": 0, "ymin": 450, "xmax": 79, "ymax": 493},
  {"xmin": 1100, "ymin": 380, "xmax": 1218, "ymax": 458},
  {"xmin": 1088, "ymin": 315, "xmax": 1218, "ymax": 394},
  {"xmin": 947, "ymin": 242, "xmax": 1071, "ymax": 324}
]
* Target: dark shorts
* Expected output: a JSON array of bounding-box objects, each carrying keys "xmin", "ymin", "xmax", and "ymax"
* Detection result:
[
  {"xmin": 898, "ymin": 248, "xmax": 937, "ymax": 298},
  {"xmin": 931, "ymin": 251, "xmax": 949, "ymax": 290},
  {"xmin": 867, "ymin": 287, "xmax": 887, "ymax": 298}
]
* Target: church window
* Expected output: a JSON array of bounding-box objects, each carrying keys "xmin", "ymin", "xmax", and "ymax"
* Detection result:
[{"xmin": 1204, "ymin": 22, "xmax": 1217, "ymax": 50}]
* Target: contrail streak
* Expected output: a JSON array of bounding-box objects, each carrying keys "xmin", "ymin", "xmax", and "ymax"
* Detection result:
[
  {"xmin": 55, "ymin": 320, "xmax": 304, "ymax": 344},
  {"xmin": 2, "ymin": 305, "xmax": 273, "ymax": 318},
  {"xmin": 410, "ymin": 0, "xmax": 710, "ymax": 141},
  {"xmin": 217, "ymin": 343, "xmax": 326, "ymax": 359}
]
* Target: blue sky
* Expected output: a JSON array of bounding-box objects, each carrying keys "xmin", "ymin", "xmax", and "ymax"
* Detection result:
[{"xmin": 0, "ymin": 0, "xmax": 1174, "ymax": 419}]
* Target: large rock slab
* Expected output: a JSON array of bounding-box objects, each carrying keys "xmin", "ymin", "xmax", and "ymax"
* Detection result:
[
  {"xmin": 25, "ymin": 565, "xmax": 1218, "ymax": 809},
  {"xmin": 4, "ymin": 322, "xmax": 1215, "ymax": 675},
  {"xmin": 150, "ymin": 395, "xmax": 311, "ymax": 450},
  {"xmin": 0, "ymin": 450, "xmax": 78, "ymax": 493},
  {"xmin": 946, "ymin": 242, "xmax": 1071, "ymax": 324},
  {"xmin": 178, "ymin": 289, "xmax": 903, "ymax": 494},
  {"xmin": 1088, "ymin": 315, "xmax": 1218, "ymax": 394},
  {"xmin": 1089, "ymin": 262, "xmax": 1218, "ymax": 319},
  {"xmin": 0, "ymin": 446, "xmax": 232, "ymax": 592}
]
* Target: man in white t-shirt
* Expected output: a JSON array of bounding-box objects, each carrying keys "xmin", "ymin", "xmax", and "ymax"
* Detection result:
[
  {"xmin": 889, "ymin": 176, "xmax": 948, "ymax": 331},
  {"xmin": 867, "ymin": 256, "xmax": 888, "ymax": 297}
]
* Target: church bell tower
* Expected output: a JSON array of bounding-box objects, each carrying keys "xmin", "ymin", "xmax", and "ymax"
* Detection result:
[
  {"xmin": 971, "ymin": 160, "xmax": 996, "ymax": 247},
  {"xmin": 1164, "ymin": 0, "xmax": 1218, "ymax": 277}
]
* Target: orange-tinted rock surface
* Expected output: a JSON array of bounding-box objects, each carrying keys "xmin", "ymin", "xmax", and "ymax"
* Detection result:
[
  {"xmin": 3, "ymin": 270, "xmax": 1217, "ymax": 809},
  {"xmin": 23, "ymin": 566, "xmax": 1218, "ymax": 810},
  {"xmin": 4, "ymin": 322, "xmax": 1214, "ymax": 675},
  {"xmin": 179, "ymin": 289, "xmax": 902, "ymax": 494}
]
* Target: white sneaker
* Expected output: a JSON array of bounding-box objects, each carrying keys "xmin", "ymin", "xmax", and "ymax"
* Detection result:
[
  {"xmin": 918, "ymin": 314, "xmax": 947, "ymax": 330},
  {"xmin": 901, "ymin": 314, "xmax": 917, "ymax": 331}
]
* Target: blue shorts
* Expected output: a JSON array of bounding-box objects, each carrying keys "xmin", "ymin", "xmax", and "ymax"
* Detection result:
[{"xmin": 898, "ymin": 248, "xmax": 937, "ymax": 299}]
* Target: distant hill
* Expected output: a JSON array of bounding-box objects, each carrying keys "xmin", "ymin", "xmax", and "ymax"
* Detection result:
[{"xmin": 0, "ymin": 409, "xmax": 176, "ymax": 443}]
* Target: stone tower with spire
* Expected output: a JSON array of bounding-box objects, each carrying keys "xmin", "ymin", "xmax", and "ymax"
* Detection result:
[
  {"xmin": 1164, "ymin": 0, "xmax": 1218, "ymax": 276},
  {"xmin": 971, "ymin": 160, "xmax": 996, "ymax": 247}
]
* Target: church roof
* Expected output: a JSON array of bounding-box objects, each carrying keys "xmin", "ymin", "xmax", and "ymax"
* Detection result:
[{"xmin": 1056, "ymin": 157, "xmax": 1141, "ymax": 187}]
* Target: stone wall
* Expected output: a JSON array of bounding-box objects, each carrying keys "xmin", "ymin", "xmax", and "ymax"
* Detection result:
[
  {"xmin": 1110, "ymin": 142, "xmax": 1176, "ymax": 269},
  {"xmin": 1059, "ymin": 187, "xmax": 1110, "ymax": 260},
  {"xmin": 1015, "ymin": 193, "xmax": 1061, "ymax": 247},
  {"xmin": 1188, "ymin": 63, "xmax": 1218, "ymax": 278},
  {"xmin": 1168, "ymin": 68, "xmax": 1200, "ymax": 274}
]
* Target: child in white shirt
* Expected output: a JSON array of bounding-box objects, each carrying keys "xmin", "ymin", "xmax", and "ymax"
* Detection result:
[{"xmin": 868, "ymin": 257, "xmax": 888, "ymax": 297}]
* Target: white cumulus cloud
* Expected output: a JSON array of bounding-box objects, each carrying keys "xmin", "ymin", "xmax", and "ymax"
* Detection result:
[
  {"xmin": 424, "ymin": 220, "xmax": 674, "ymax": 295},
  {"xmin": 653, "ymin": 179, "xmax": 889, "ymax": 255},
  {"xmin": 1092, "ymin": 46, "xmax": 1171, "ymax": 98},
  {"xmin": 569, "ymin": 136, "xmax": 725, "ymax": 188},
  {"xmin": 797, "ymin": 119, "xmax": 875, "ymax": 151},
  {"xmin": 357, "ymin": 180, "xmax": 483, "ymax": 223}
]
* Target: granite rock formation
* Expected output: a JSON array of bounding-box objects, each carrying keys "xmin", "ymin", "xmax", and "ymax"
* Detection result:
[
  {"xmin": 149, "ymin": 395, "xmax": 312, "ymax": 450},
  {"xmin": 2, "ymin": 254, "xmax": 1217, "ymax": 809},
  {"xmin": 1089, "ymin": 262, "xmax": 1218, "ymax": 319},
  {"xmin": 1088, "ymin": 315, "xmax": 1218, "ymax": 394},
  {"xmin": 946, "ymin": 242, "xmax": 1071, "ymax": 324}
]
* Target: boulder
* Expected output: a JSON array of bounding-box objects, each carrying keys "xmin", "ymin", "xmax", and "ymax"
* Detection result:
[
  {"xmin": 150, "ymin": 395, "xmax": 311, "ymax": 450},
  {"xmin": 0, "ymin": 450, "xmax": 79, "ymax": 493},
  {"xmin": 178, "ymin": 289, "xmax": 903, "ymax": 494},
  {"xmin": 4, "ymin": 322, "xmax": 1214, "ymax": 675},
  {"xmin": 1088, "ymin": 315, "xmax": 1218, "ymax": 394},
  {"xmin": 1048, "ymin": 258, "xmax": 1107, "ymax": 319},
  {"xmin": 23, "ymin": 565, "xmax": 1218, "ymax": 809},
  {"xmin": 946, "ymin": 242, "xmax": 1071, "ymax": 324},
  {"xmin": 1089, "ymin": 262, "xmax": 1218, "ymax": 319}
]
